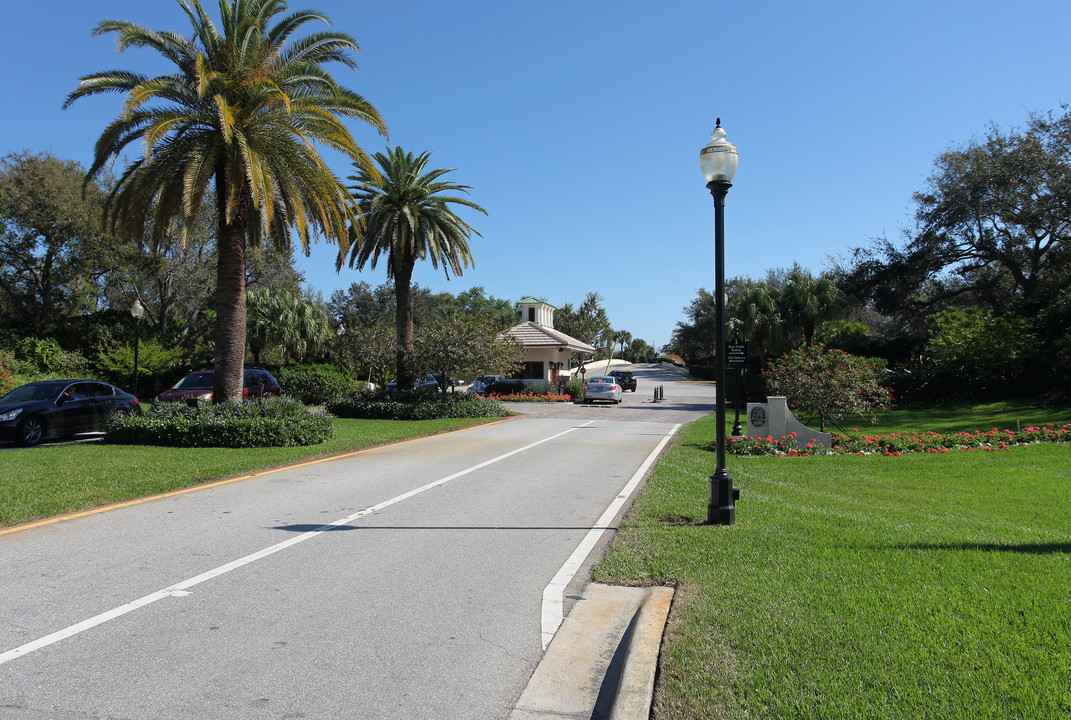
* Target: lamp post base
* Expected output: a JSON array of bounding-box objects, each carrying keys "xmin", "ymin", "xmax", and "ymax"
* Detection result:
[{"xmin": 707, "ymin": 470, "xmax": 738, "ymax": 526}]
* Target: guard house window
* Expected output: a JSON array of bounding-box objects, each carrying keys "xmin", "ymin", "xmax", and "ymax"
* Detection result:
[
  {"xmin": 528, "ymin": 308, "xmax": 536, "ymax": 322},
  {"xmin": 524, "ymin": 361, "xmax": 543, "ymax": 379}
]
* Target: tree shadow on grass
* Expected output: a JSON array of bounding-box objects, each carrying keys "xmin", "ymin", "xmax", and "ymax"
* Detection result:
[{"xmin": 894, "ymin": 541, "xmax": 1071, "ymax": 555}]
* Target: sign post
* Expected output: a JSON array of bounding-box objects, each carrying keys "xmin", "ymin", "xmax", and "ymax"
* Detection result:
[{"xmin": 727, "ymin": 333, "xmax": 748, "ymax": 435}]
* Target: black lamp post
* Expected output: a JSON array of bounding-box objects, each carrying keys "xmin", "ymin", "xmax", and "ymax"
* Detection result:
[
  {"xmin": 732, "ymin": 366, "xmax": 746, "ymax": 437},
  {"xmin": 130, "ymin": 299, "xmax": 144, "ymax": 398},
  {"xmin": 701, "ymin": 118, "xmax": 740, "ymax": 526}
]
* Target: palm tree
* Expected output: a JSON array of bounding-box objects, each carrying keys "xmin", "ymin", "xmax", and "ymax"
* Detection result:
[
  {"xmin": 729, "ymin": 283, "xmax": 781, "ymax": 364},
  {"xmin": 247, "ymin": 288, "xmax": 331, "ymax": 363},
  {"xmin": 64, "ymin": 0, "xmax": 387, "ymax": 401},
  {"xmin": 778, "ymin": 270, "xmax": 846, "ymax": 345},
  {"xmin": 342, "ymin": 147, "xmax": 485, "ymax": 387}
]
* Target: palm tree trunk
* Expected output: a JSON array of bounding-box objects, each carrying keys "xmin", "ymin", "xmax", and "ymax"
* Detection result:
[
  {"xmin": 213, "ymin": 176, "xmax": 249, "ymax": 403},
  {"xmin": 395, "ymin": 261, "xmax": 415, "ymax": 388}
]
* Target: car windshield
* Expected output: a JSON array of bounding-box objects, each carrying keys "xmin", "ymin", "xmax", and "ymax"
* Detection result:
[
  {"xmin": 172, "ymin": 372, "xmax": 214, "ymax": 390},
  {"xmin": 0, "ymin": 382, "xmax": 67, "ymax": 403},
  {"xmin": 589, "ymin": 377, "xmax": 613, "ymax": 384}
]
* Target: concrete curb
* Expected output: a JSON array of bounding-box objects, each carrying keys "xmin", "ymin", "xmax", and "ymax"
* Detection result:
[{"xmin": 509, "ymin": 583, "xmax": 674, "ymax": 720}]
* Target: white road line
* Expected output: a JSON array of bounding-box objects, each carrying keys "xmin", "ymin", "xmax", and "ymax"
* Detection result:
[
  {"xmin": 540, "ymin": 423, "xmax": 680, "ymax": 649},
  {"xmin": 0, "ymin": 420, "xmax": 595, "ymax": 667}
]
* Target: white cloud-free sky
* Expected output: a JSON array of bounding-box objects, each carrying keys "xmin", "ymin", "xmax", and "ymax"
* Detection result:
[{"xmin": 3, "ymin": 0, "xmax": 1068, "ymax": 349}]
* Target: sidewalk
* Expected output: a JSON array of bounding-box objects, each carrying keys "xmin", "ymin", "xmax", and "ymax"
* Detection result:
[{"xmin": 509, "ymin": 583, "xmax": 674, "ymax": 720}]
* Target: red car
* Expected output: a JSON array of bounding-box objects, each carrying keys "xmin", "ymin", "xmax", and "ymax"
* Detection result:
[{"xmin": 156, "ymin": 368, "xmax": 281, "ymax": 403}]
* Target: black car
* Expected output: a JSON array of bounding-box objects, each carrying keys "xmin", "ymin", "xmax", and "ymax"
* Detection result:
[
  {"xmin": 608, "ymin": 369, "xmax": 637, "ymax": 392},
  {"xmin": 0, "ymin": 380, "xmax": 142, "ymax": 446}
]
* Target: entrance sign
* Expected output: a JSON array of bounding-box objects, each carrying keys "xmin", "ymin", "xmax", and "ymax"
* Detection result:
[{"xmin": 727, "ymin": 336, "xmax": 748, "ymax": 365}]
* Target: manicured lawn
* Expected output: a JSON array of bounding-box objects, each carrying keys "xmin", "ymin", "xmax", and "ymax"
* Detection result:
[
  {"xmin": 594, "ymin": 410, "xmax": 1071, "ymax": 719},
  {"xmin": 0, "ymin": 416, "xmax": 495, "ymax": 529},
  {"xmin": 816, "ymin": 399, "xmax": 1071, "ymax": 436}
]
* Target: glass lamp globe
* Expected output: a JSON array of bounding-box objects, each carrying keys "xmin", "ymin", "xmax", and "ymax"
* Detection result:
[{"xmin": 700, "ymin": 119, "xmax": 738, "ymax": 183}]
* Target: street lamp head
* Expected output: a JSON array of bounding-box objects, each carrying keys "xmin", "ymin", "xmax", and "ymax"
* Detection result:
[
  {"xmin": 130, "ymin": 298, "xmax": 144, "ymax": 320},
  {"xmin": 700, "ymin": 118, "xmax": 738, "ymax": 184}
]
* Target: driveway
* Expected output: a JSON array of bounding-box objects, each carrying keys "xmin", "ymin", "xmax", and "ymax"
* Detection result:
[{"xmin": 503, "ymin": 362, "xmax": 715, "ymax": 423}]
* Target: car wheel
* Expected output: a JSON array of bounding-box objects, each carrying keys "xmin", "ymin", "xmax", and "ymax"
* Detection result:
[{"xmin": 17, "ymin": 415, "xmax": 46, "ymax": 446}]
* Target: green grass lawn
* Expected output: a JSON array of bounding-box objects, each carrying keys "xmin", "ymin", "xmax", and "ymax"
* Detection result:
[
  {"xmin": 594, "ymin": 407, "xmax": 1071, "ymax": 719},
  {"xmin": 0, "ymin": 416, "xmax": 494, "ymax": 528},
  {"xmin": 807, "ymin": 399, "xmax": 1071, "ymax": 436}
]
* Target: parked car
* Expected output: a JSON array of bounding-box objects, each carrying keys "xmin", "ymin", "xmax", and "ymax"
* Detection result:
[
  {"xmin": 466, "ymin": 375, "xmax": 503, "ymax": 395},
  {"xmin": 608, "ymin": 369, "xmax": 637, "ymax": 392},
  {"xmin": 0, "ymin": 380, "xmax": 141, "ymax": 446},
  {"xmin": 387, "ymin": 372, "xmax": 454, "ymax": 392},
  {"xmin": 582, "ymin": 376, "xmax": 623, "ymax": 404},
  {"xmin": 156, "ymin": 368, "xmax": 281, "ymax": 403}
]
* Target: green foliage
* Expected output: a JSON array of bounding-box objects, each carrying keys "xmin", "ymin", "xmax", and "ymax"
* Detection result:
[
  {"xmin": 8, "ymin": 336, "xmax": 91, "ymax": 380},
  {"xmin": 327, "ymin": 390, "xmax": 507, "ymax": 420},
  {"xmin": 0, "ymin": 350, "xmax": 14, "ymax": 396},
  {"xmin": 344, "ymin": 147, "xmax": 486, "ymax": 385},
  {"xmin": 0, "ymin": 151, "xmax": 124, "ymax": 332},
  {"xmin": 815, "ymin": 319, "xmax": 872, "ymax": 355},
  {"xmin": 922, "ymin": 307, "xmax": 1040, "ymax": 396},
  {"xmin": 66, "ymin": 0, "xmax": 386, "ymax": 402},
  {"xmin": 726, "ymin": 423, "xmax": 1071, "ymax": 456},
  {"xmin": 273, "ymin": 364, "xmax": 354, "ymax": 405},
  {"xmin": 412, "ymin": 315, "xmax": 528, "ymax": 395},
  {"xmin": 95, "ymin": 339, "xmax": 185, "ymax": 378},
  {"xmin": 16, "ymin": 337, "xmax": 66, "ymax": 369},
  {"xmin": 555, "ymin": 292, "xmax": 613, "ymax": 352},
  {"xmin": 105, "ymin": 397, "xmax": 334, "ymax": 448},
  {"xmin": 247, "ymin": 288, "xmax": 332, "ymax": 364},
  {"xmin": 486, "ymin": 379, "xmax": 526, "ymax": 396},
  {"xmin": 766, "ymin": 344, "xmax": 893, "ymax": 431},
  {"xmin": 563, "ymin": 376, "xmax": 585, "ymax": 399},
  {"xmin": 687, "ymin": 365, "xmax": 716, "ymax": 380}
]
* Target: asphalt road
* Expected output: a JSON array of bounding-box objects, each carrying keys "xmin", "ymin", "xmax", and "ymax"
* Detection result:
[{"xmin": 0, "ymin": 363, "xmax": 712, "ymax": 719}]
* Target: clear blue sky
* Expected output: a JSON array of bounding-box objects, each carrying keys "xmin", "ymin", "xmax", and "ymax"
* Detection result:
[{"xmin": 4, "ymin": 0, "xmax": 1068, "ymax": 350}]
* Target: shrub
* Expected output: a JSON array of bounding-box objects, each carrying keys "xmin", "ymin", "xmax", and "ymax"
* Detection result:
[
  {"xmin": 273, "ymin": 364, "xmax": 354, "ymax": 405},
  {"xmin": 688, "ymin": 364, "xmax": 716, "ymax": 380},
  {"xmin": 0, "ymin": 350, "xmax": 14, "ymax": 396},
  {"xmin": 563, "ymin": 376, "xmax": 585, "ymax": 399},
  {"xmin": 721, "ymin": 424, "xmax": 1071, "ymax": 456},
  {"xmin": 11, "ymin": 336, "xmax": 92, "ymax": 380},
  {"xmin": 327, "ymin": 389, "xmax": 507, "ymax": 420},
  {"xmin": 766, "ymin": 344, "xmax": 893, "ymax": 431},
  {"xmin": 104, "ymin": 397, "xmax": 334, "ymax": 447},
  {"xmin": 486, "ymin": 379, "xmax": 526, "ymax": 396}
]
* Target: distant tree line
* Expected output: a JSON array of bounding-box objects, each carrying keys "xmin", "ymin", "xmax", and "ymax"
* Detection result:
[{"xmin": 666, "ymin": 104, "xmax": 1071, "ymax": 403}]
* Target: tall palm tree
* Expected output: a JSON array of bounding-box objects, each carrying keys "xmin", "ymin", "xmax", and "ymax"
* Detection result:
[
  {"xmin": 64, "ymin": 0, "xmax": 387, "ymax": 401},
  {"xmin": 342, "ymin": 147, "xmax": 485, "ymax": 387}
]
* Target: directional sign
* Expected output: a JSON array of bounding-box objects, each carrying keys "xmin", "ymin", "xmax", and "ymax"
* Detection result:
[{"xmin": 727, "ymin": 338, "xmax": 748, "ymax": 365}]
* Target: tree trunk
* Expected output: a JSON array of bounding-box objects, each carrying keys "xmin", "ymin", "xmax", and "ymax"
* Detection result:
[
  {"xmin": 213, "ymin": 175, "xmax": 249, "ymax": 403},
  {"xmin": 394, "ymin": 262, "xmax": 415, "ymax": 389}
]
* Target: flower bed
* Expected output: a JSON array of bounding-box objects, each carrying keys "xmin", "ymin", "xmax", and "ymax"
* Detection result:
[
  {"xmin": 723, "ymin": 424, "xmax": 1071, "ymax": 457},
  {"xmin": 487, "ymin": 392, "xmax": 573, "ymax": 403}
]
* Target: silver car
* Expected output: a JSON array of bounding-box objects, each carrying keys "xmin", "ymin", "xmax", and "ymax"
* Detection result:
[{"xmin": 582, "ymin": 376, "xmax": 622, "ymax": 404}]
